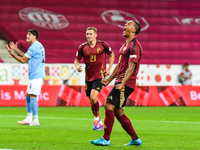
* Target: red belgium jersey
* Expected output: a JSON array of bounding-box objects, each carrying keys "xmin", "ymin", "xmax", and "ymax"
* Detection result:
[
  {"xmin": 76, "ymin": 40, "xmax": 112, "ymax": 81},
  {"xmin": 115, "ymin": 38, "xmax": 143, "ymax": 89}
]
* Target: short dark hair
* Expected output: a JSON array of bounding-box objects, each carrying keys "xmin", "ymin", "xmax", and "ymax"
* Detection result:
[
  {"xmin": 28, "ymin": 29, "xmax": 39, "ymax": 39},
  {"xmin": 184, "ymin": 63, "xmax": 189, "ymax": 66},
  {"xmin": 133, "ymin": 21, "xmax": 141, "ymax": 35}
]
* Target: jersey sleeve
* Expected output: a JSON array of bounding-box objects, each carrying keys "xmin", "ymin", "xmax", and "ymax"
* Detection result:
[
  {"xmin": 102, "ymin": 41, "xmax": 112, "ymax": 56},
  {"xmin": 75, "ymin": 44, "xmax": 84, "ymax": 60},
  {"xmin": 128, "ymin": 43, "xmax": 141, "ymax": 64},
  {"xmin": 25, "ymin": 47, "xmax": 35, "ymax": 59}
]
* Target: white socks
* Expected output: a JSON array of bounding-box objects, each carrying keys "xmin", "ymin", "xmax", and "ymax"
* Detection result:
[
  {"xmin": 94, "ymin": 116, "xmax": 100, "ymax": 121},
  {"xmin": 26, "ymin": 113, "xmax": 39, "ymax": 123},
  {"xmin": 26, "ymin": 113, "xmax": 32, "ymax": 122},
  {"xmin": 33, "ymin": 115, "xmax": 39, "ymax": 123}
]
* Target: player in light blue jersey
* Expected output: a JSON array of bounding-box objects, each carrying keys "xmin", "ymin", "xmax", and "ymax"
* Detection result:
[{"xmin": 5, "ymin": 29, "xmax": 45, "ymax": 126}]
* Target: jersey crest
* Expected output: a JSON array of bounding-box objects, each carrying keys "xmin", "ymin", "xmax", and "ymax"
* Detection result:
[{"xmin": 97, "ymin": 48, "xmax": 101, "ymax": 53}]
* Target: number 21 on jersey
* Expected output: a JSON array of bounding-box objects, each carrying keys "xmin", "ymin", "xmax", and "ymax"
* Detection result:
[{"xmin": 90, "ymin": 55, "xmax": 96, "ymax": 62}]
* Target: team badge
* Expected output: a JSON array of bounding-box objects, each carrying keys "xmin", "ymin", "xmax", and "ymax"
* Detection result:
[{"xmin": 97, "ymin": 48, "xmax": 101, "ymax": 53}]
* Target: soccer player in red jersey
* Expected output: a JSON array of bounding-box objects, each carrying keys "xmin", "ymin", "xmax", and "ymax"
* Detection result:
[
  {"xmin": 74, "ymin": 27, "xmax": 115, "ymax": 130},
  {"xmin": 90, "ymin": 20, "xmax": 143, "ymax": 146}
]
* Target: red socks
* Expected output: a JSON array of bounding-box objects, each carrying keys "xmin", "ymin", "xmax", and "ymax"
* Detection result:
[
  {"xmin": 91, "ymin": 101, "xmax": 100, "ymax": 117},
  {"xmin": 117, "ymin": 114, "xmax": 138, "ymax": 140},
  {"xmin": 103, "ymin": 111, "xmax": 138, "ymax": 141},
  {"xmin": 103, "ymin": 110, "xmax": 115, "ymax": 141}
]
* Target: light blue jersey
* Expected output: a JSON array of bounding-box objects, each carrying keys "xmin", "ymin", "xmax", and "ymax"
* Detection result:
[{"xmin": 25, "ymin": 41, "xmax": 45, "ymax": 80}]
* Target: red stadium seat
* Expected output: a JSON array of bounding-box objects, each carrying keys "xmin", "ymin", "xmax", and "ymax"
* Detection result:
[{"xmin": 0, "ymin": 0, "xmax": 199, "ymax": 64}]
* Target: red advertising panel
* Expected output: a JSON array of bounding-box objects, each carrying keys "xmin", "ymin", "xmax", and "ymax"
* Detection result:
[
  {"xmin": 128, "ymin": 86, "xmax": 200, "ymax": 106},
  {"xmin": 1, "ymin": 85, "xmax": 200, "ymax": 107},
  {"xmin": 0, "ymin": 85, "xmax": 61, "ymax": 106},
  {"xmin": 178, "ymin": 86, "xmax": 200, "ymax": 106}
]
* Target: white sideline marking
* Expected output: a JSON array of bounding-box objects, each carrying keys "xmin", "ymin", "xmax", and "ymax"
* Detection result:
[
  {"xmin": 139, "ymin": 120, "xmax": 200, "ymax": 124},
  {"xmin": 1, "ymin": 115, "xmax": 200, "ymax": 124}
]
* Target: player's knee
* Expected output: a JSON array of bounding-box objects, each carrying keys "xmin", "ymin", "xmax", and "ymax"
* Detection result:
[
  {"xmin": 90, "ymin": 96, "xmax": 97, "ymax": 104},
  {"xmin": 114, "ymin": 109, "xmax": 124, "ymax": 118},
  {"xmin": 104, "ymin": 100, "xmax": 114, "ymax": 110},
  {"xmin": 114, "ymin": 111, "xmax": 123, "ymax": 118}
]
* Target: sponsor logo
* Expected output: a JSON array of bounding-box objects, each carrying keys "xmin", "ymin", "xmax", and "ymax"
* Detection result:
[
  {"xmin": 19, "ymin": 7, "xmax": 69, "ymax": 29},
  {"xmin": 108, "ymin": 96, "xmax": 113, "ymax": 100},
  {"xmin": 190, "ymin": 91, "xmax": 200, "ymax": 100},
  {"xmin": 101, "ymin": 10, "xmax": 149, "ymax": 31},
  {"xmin": 174, "ymin": 17, "xmax": 200, "ymax": 25}
]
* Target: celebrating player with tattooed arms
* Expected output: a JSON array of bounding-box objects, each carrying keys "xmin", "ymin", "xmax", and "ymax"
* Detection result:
[{"xmin": 90, "ymin": 20, "xmax": 143, "ymax": 146}]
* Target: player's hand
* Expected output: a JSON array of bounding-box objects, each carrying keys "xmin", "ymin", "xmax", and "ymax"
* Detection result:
[
  {"xmin": 101, "ymin": 79, "xmax": 109, "ymax": 86},
  {"xmin": 103, "ymin": 69, "xmax": 110, "ymax": 76},
  {"xmin": 9, "ymin": 42, "xmax": 18, "ymax": 50},
  {"xmin": 5, "ymin": 45, "xmax": 14, "ymax": 55},
  {"xmin": 115, "ymin": 83, "xmax": 124, "ymax": 91},
  {"xmin": 76, "ymin": 65, "xmax": 83, "ymax": 72}
]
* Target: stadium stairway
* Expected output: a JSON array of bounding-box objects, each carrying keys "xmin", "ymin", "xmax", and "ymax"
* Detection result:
[{"xmin": 0, "ymin": 39, "xmax": 18, "ymax": 63}]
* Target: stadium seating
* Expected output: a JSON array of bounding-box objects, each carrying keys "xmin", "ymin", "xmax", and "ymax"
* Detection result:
[{"xmin": 0, "ymin": 0, "xmax": 199, "ymax": 64}]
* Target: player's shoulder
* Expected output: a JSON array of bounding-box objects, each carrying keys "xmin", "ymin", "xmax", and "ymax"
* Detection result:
[
  {"xmin": 134, "ymin": 38, "xmax": 142, "ymax": 46},
  {"xmin": 97, "ymin": 40, "xmax": 110, "ymax": 49},
  {"xmin": 78, "ymin": 42, "xmax": 87, "ymax": 49},
  {"xmin": 130, "ymin": 38, "xmax": 142, "ymax": 49},
  {"xmin": 36, "ymin": 41, "xmax": 44, "ymax": 48},
  {"xmin": 28, "ymin": 43, "xmax": 35, "ymax": 51},
  {"xmin": 98, "ymin": 40, "xmax": 109, "ymax": 45},
  {"xmin": 31, "ymin": 41, "xmax": 44, "ymax": 51},
  {"xmin": 31, "ymin": 41, "xmax": 42, "ymax": 48},
  {"xmin": 33, "ymin": 40, "xmax": 41, "ymax": 45}
]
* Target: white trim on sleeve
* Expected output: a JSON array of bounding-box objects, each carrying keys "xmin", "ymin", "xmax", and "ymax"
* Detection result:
[
  {"xmin": 25, "ymin": 53, "xmax": 31, "ymax": 58},
  {"xmin": 130, "ymin": 55, "xmax": 137, "ymax": 58}
]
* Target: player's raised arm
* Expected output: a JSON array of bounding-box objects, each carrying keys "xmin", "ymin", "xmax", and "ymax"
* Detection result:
[
  {"xmin": 9, "ymin": 42, "xmax": 25, "ymax": 57},
  {"xmin": 5, "ymin": 44, "xmax": 29, "ymax": 63}
]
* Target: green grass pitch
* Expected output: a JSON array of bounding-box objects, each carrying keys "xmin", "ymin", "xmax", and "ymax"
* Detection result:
[{"xmin": 0, "ymin": 106, "xmax": 200, "ymax": 150}]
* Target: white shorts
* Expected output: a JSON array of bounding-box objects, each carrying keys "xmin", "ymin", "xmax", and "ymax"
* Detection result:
[{"xmin": 26, "ymin": 78, "xmax": 43, "ymax": 96}]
